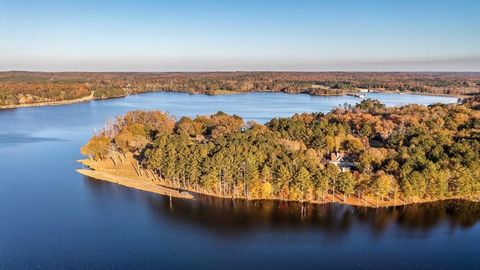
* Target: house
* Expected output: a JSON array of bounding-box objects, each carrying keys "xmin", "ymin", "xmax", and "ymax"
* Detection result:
[{"xmin": 329, "ymin": 152, "xmax": 355, "ymax": 172}]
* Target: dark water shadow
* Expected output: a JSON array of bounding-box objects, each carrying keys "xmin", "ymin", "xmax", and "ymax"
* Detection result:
[{"xmin": 83, "ymin": 176, "xmax": 480, "ymax": 236}]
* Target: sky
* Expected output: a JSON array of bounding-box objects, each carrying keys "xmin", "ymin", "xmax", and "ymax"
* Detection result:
[{"xmin": 1, "ymin": 0, "xmax": 479, "ymax": 72}]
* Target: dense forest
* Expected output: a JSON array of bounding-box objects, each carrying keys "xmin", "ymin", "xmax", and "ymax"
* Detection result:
[
  {"xmin": 81, "ymin": 99, "xmax": 480, "ymax": 206},
  {"xmin": 2, "ymin": 71, "xmax": 480, "ymax": 107}
]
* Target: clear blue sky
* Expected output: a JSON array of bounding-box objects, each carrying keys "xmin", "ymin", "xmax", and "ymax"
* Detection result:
[{"xmin": 1, "ymin": 0, "xmax": 479, "ymax": 71}]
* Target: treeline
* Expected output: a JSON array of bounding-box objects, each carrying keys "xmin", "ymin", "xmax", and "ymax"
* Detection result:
[
  {"xmin": 81, "ymin": 99, "xmax": 480, "ymax": 205},
  {"xmin": 2, "ymin": 71, "xmax": 480, "ymax": 106},
  {"xmin": 0, "ymin": 82, "xmax": 90, "ymax": 105}
]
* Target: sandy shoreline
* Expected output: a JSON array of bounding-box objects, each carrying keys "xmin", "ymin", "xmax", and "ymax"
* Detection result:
[{"xmin": 76, "ymin": 159, "xmax": 193, "ymax": 200}]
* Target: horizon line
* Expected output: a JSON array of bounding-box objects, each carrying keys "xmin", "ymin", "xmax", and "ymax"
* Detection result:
[{"xmin": 2, "ymin": 70, "xmax": 480, "ymax": 73}]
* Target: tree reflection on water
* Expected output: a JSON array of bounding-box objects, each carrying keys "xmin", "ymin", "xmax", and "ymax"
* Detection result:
[
  {"xmin": 85, "ymin": 176, "xmax": 480, "ymax": 236},
  {"xmin": 148, "ymin": 193, "xmax": 480, "ymax": 235}
]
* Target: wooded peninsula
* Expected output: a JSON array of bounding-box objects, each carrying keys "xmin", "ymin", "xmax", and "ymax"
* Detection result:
[
  {"xmin": 2, "ymin": 71, "xmax": 480, "ymax": 108},
  {"xmin": 79, "ymin": 98, "xmax": 480, "ymax": 207}
]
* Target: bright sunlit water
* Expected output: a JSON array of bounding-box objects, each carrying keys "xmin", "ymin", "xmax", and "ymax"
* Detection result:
[{"xmin": 1, "ymin": 92, "xmax": 478, "ymax": 269}]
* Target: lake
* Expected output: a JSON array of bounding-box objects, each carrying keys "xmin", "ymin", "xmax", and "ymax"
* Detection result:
[{"xmin": 1, "ymin": 92, "xmax": 479, "ymax": 269}]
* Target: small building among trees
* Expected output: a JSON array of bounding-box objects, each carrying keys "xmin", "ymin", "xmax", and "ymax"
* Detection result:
[{"xmin": 329, "ymin": 152, "xmax": 355, "ymax": 172}]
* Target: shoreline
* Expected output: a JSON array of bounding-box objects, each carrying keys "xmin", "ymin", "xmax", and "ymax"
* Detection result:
[
  {"xmin": 77, "ymin": 159, "xmax": 478, "ymax": 208},
  {"xmin": 76, "ymin": 157, "xmax": 193, "ymax": 200},
  {"xmin": 0, "ymin": 92, "xmax": 95, "ymax": 110},
  {"xmin": 210, "ymin": 89, "xmax": 244, "ymax": 95},
  {"xmin": 1, "ymin": 89, "xmax": 465, "ymax": 110},
  {"xmin": 388, "ymin": 90, "xmax": 468, "ymax": 99}
]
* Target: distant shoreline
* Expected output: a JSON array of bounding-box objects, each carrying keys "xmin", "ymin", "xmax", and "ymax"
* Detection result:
[
  {"xmin": 0, "ymin": 92, "xmax": 94, "ymax": 110},
  {"xmin": 0, "ymin": 89, "xmax": 462, "ymax": 110},
  {"xmin": 77, "ymin": 159, "xmax": 479, "ymax": 209}
]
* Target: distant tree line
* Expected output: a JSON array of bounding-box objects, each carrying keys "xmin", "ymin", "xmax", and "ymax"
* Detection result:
[
  {"xmin": 2, "ymin": 71, "xmax": 480, "ymax": 106},
  {"xmin": 81, "ymin": 99, "xmax": 480, "ymax": 205}
]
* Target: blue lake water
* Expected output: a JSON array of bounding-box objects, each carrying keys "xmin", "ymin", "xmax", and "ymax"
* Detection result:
[{"xmin": 1, "ymin": 92, "xmax": 479, "ymax": 269}]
